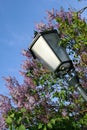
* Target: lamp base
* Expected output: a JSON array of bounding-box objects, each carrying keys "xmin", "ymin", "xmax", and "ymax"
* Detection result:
[{"xmin": 57, "ymin": 60, "xmax": 73, "ymax": 76}]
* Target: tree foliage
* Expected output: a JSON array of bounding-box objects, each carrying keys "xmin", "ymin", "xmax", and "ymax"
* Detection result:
[{"xmin": 0, "ymin": 7, "xmax": 87, "ymax": 130}]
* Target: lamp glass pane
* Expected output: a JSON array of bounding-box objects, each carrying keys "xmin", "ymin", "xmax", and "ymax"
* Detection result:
[
  {"xmin": 43, "ymin": 33, "xmax": 71, "ymax": 70},
  {"xmin": 56, "ymin": 47, "xmax": 70, "ymax": 62},
  {"xmin": 31, "ymin": 36, "xmax": 61, "ymax": 71},
  {"xmin": 44, "ymin": 33, "xmax": 70, "ymax": 60},
  {"xmin": 43, "ymin": 33, "xmax": 59, "ymax": 52}
]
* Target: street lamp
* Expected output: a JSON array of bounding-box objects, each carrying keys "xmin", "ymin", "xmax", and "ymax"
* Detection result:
[
  {"xmin": 29, "ymin": 29, "xmax": 87, "ymax": 101},
  {"xmin": 29, "ymin": 30, "xmax": 73, "ymax": 75}
]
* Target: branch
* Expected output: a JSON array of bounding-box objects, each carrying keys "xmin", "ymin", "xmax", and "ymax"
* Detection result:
[{"xmin": 77, "ymin": 6, "xmax": 87, "ymax": 14}]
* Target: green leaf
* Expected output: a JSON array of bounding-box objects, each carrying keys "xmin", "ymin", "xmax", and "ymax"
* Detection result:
[
  {"xmin": 50, "ymin": 119, "xmax": 56, "ymax": 125},
  {"xmin": 6, "ymin": 116, "xmax": 12, "ymax": 124},
  {"xmin": 20, "ymin": 108, "xmax": 26, "ymax": 113},
  {"xmin": 43, "ymin": 125, "xmax": 47, "ymax": 130},
  {"xmin": 17, "ymin": 117, "xmax": 22, "ymax": 124},
  {"xmin": 10, "ymin": 113, "xmax": 14, "ymax": 118},
  {"xmin": 16, "ymin": 124, "xmax": 26, "ymax": 130},
  {"xmin": 38, "ymin": 123, "xmax": 43, "ymax": 129},
  {"xmin": 47, "ymin": 122, "xmax": 52, "ymax": 129}
]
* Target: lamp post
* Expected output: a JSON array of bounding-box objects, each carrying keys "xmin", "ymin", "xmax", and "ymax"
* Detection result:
[{"xmin": 29, "ymin": 29, "xmax": 87, "ymax": 101}]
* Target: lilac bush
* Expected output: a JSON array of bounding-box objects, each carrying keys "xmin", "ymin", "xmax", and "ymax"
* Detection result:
[{"xmin": 0, "ymin": 8, "xmax": 87, "ymax": 130}]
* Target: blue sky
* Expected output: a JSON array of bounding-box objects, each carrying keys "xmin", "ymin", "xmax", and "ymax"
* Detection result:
[{"xmin": 0, "ymin": 0, "xmax": 87, "ymax": 95}]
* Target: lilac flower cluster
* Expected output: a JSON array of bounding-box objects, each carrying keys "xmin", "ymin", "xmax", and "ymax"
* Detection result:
[
  {"xmin": 4, "ymin": 76, "xmax": 37, "ymax": 110},
  {"xmin": 35, "ymin": 8, "xmax": 74, "ymax": 32},
  {"xmin": 0, "ymin": 95, "xmax": 11, "ymax": 129},
  {"xmin": 46, "ymin": 8, "xmax": 73, "ymax": 24}
]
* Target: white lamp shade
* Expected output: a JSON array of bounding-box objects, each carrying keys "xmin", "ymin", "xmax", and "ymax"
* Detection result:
[
  {"xmin": 29, "ymin": 30, "xmax": 72, "ymax": 73},
  {"xmin": 31, "ymin": 35, "xmax": 61, "ymax": 71}
]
